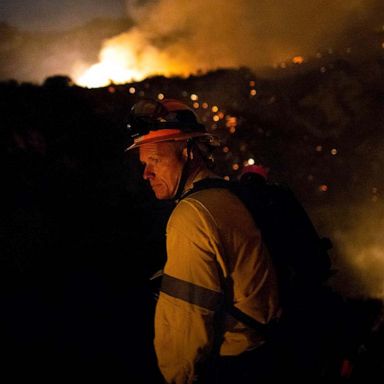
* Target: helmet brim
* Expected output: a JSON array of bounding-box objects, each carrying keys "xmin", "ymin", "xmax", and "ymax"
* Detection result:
[{"xmin": 125, "ymin": 131, "xmax": 220, "ymax": 151}]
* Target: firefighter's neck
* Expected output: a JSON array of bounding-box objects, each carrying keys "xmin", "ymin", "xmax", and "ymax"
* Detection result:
[{"xmin": 183, "ymin": 163, "xmax": 216, "ymax": 196}]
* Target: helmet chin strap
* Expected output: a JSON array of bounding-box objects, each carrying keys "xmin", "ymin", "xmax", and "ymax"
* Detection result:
[{"xmin": 173, "ymin": 139, "xmax": 193, "ymax": 202}]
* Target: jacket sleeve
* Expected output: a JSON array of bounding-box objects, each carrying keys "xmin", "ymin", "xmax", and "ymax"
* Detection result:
[{"xmin": 154, "ymin": 198, "xmax": 224, "ymax": 384}]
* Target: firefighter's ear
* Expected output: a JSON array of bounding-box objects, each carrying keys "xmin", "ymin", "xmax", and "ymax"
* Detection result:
[
  {"xmin": 182, "ymin": 146, "xmax": 194, "ymax": 160},
  {"xmin": 182, "ymin": 146, "xmax": 188, "ymax": 160}
]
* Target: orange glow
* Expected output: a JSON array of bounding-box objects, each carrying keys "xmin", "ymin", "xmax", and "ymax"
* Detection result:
[
  {"xmin": 73, "ymin": 29, "xmax": 194, "ymax": 88},
  {"xmin": 75, "ymin": 45, "xmax": 147, "ymax": 88},
  {"xmin": 226, "ymin": 116, "xmax": 238, "ymax": 129},
  {"xmin": 292, "ymin": 56, "xmax": 304, "ymax": 64}
]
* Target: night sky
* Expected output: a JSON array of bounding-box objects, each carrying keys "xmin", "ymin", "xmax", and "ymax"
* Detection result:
[{"xmin": 0, "ymin": 0, "xmax": 127, "ymax": 31}]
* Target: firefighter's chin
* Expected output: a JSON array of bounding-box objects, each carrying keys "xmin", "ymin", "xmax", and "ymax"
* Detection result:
[{"xmin": 151, "ymin": 184, "xmax": 170, "ymax": 200}]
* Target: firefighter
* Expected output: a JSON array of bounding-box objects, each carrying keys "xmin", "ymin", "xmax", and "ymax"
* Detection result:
[{"xmin": 126, "ymin": 98, "xmax": 281, "ymax": 383}]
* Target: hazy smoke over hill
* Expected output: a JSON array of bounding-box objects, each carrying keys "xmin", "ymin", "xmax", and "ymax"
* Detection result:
[
  {"xmin": 318, "ymin": 201, "xmax": 384, "ymax": 300},
  {"xmin": 0, "ymin": 0, "xmax": 383, "ymax": 83},
  {"xmin": 120, "ymin": 0, "xmax": 383, "ymax": 72}
]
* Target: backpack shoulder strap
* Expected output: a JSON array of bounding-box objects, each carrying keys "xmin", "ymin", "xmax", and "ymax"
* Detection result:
[{"xmin": 181, "ymin": 178, "xmax": 233, "ymax": 200}]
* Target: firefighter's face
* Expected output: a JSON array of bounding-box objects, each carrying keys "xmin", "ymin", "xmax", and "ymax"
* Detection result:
[{"xmin": 139, "ymin": 141, "xmax": 187, "ymax": 200}]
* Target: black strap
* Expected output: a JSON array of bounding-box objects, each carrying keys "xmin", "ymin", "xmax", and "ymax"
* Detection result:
[
  {"xmin": 173, "ymin": 139, "xmax": 194, "ymax": 201},
  {"xmin": 181, "ymin": 178, "xmax": 232, "ymax": 199},
  {"xmin": 160, "ymin": 273, "xmax": 276, "ymax": 333},
  {"xmin": 161, "ymin": 274, "xmax": 223, "ymax": 311},
  {"xmin": 225, "ymin": 305, "xmax": 279, "ymax": 336}
]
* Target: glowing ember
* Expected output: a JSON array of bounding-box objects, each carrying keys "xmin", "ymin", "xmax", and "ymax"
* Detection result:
[{"xmin": 292, "ymin": 56, "xmax": 304, "ymax": 64}]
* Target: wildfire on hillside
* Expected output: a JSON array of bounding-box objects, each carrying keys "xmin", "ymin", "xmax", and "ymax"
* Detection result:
[{"xmin": 74, "ymin": 29, "xmax": 195, "ymax": 88}]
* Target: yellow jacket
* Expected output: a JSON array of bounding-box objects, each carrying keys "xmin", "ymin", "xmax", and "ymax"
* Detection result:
[{"xmin": 154, "ymin": 185, "xmax": 280, "ymax": 383}]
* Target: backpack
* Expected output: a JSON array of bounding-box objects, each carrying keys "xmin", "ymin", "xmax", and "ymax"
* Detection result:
[
  {"xmin": 181, "ymin": 175, "xmax": 345, "ymax": 380},
  {"xmin": 181, "ymin": 174, "xmax": 333, "ymax": 332}
]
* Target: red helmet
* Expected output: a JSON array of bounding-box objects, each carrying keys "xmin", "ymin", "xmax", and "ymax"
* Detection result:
[
  {"xmin": 125, "ymin": 98, "xmax": 220, "ymax": 151},
  {"xmin": 240, "ymin": 164, "xmax": 269, "ymax": 180}
]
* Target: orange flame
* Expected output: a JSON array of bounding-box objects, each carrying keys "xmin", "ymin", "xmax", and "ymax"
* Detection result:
[{"xmin": 73, "ymin": 29, "xmax": 193, "ymax": 88}]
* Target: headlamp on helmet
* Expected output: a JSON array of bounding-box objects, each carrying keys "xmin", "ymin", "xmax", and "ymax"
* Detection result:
[{"xmin": 125, "ymin": 98, "xmax": 220, "ymax": 151}]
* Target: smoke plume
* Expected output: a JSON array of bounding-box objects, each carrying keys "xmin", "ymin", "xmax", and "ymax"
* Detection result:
[
  {"xmin": 328, "ymin": 201, "xmax": 384, "ymax": 300},
  {"xmin": 116, "ymin": 0, "xmax": 382, "ymax": 74}
]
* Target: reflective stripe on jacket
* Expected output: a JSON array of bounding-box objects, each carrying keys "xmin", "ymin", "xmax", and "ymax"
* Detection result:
[{"xmin": 154, "ymin": 186, "xmax": 280, "ymax": 384}]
